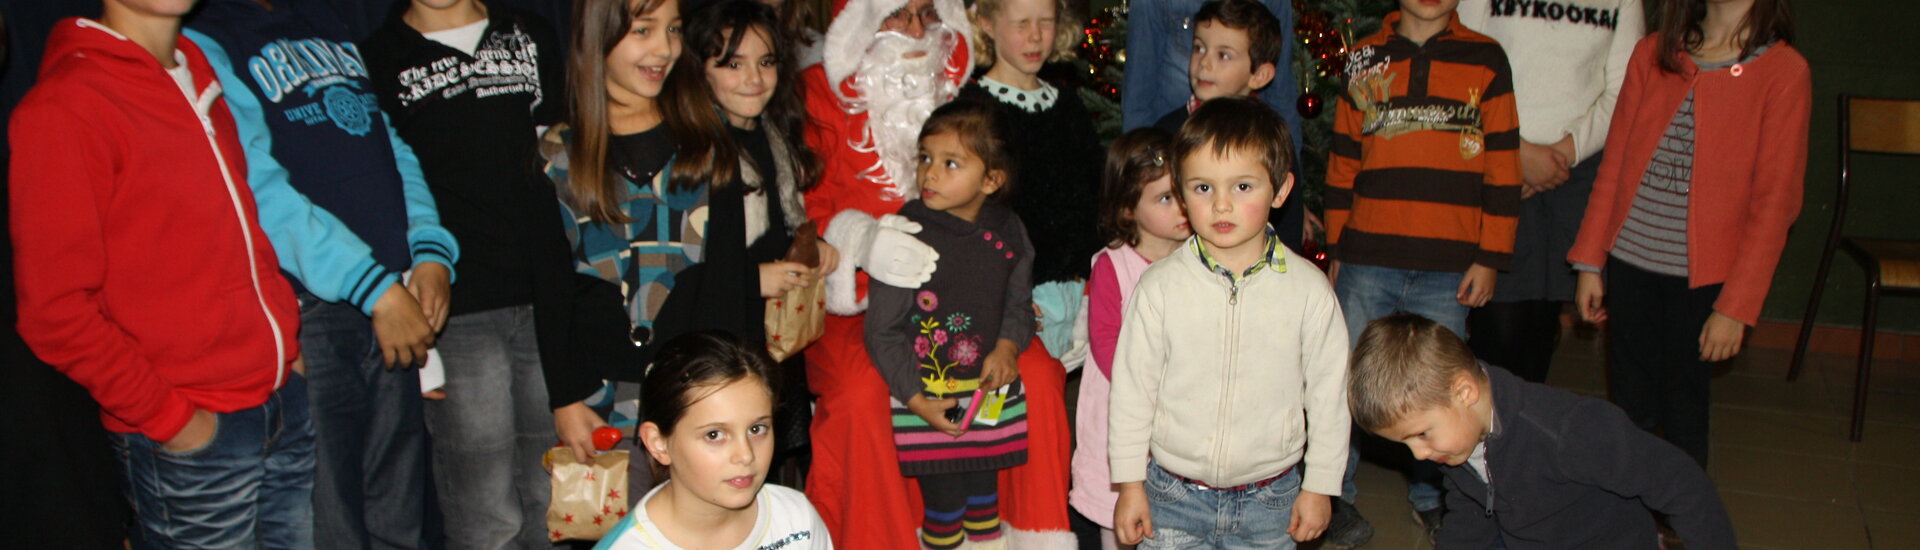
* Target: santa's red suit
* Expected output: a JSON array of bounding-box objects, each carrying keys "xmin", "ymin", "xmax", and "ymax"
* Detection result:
[{"xmin": 799, "ymin": 1, "xmax": 1073, "ymax": 548}]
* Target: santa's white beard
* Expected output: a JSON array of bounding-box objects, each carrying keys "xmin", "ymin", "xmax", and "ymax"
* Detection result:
[{"xmin": 844, "ymin": 27, "xmax": 958, "ymax": 200}]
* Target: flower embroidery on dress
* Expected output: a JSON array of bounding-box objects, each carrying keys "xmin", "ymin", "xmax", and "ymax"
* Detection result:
[
  {"xmin": 914, "ymin": 313, "xmax": 980, "ymax": 396},
  {"xmin": 915, "ymin": 290, "xmax": 939, "ymax": 312}
]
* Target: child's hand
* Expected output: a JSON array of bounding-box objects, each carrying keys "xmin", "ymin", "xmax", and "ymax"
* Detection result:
[
  {"xmin": 1457, "ymin": 264, "xmax": 1498, "ymax": 307},
  {"xmin": 1519, "ymin": 141, "xmax": 1571, "ymax": 190},
  {"xmin": 907, "ymin": 393, "xmax": 964, "ymax": 436},
  {"xmin": 371, "ymin": 283, "xmax": 434, "ymax": 368},
  {"xmin": 1699, "ymin": 311, "xmax": 1746, "ymax": 362},
  {"xmin": 554, "ymin": 401, "xmax": 610, "ymax": 463},
  {"xmin": 1328, "ymin": 260, "xmax": 1341, "ymax": 287},
  {"xmin": 1575, "ymin": 271, "xmax": 1607, "ymax": 323},
  {"xmin": 1113, "ymin": 482, "xmax": 1154, "ymax": 545},
  {"xmin": 814, "ymin": 240, "xmax": 840, "ymax": 280},
  {"xmin": 1288, "ymin": 490, "xmax": 1332, "ymax": 542},
  {"xmin": 407, "ymin": 261, "xmax": 452, "ymax": 333},
  {"xmin": 759, "ymin": 261, "xmax": 812, "ymax": 298},
  {"xmin": 980, "ymin": 339, "xmax": 1020, "ymax": 392}
]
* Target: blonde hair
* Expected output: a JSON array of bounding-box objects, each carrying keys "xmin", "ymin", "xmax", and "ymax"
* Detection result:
[
  {"xmin": 1347, "ymin": 314, "xmax": 1487, "ymax": 432},
  {"xmin": 970, "ymin": 0, "xmax": 1080, "ymax": 68}
]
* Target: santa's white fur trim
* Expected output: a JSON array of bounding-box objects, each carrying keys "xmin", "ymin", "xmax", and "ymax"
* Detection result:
[
  {"xmin": 821, "ymin": 210, "xmax": 877, "ymax": 315},
  {"xmin": 823, "ymin": 0, "xmax": 972, "ymax": 86},
  {"xmin": 1004, "ymin": 524, "xmax": 1078, "ymax": 549}
]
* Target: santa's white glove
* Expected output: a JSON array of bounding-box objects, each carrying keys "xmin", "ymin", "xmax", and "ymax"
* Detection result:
[
  {"xmin": 867, "ymin": 214, "xmax": 939, "ymax": 287},
  {"xmin": 821, "ymin": 210, "xmax": 941, "ymax": 315}
]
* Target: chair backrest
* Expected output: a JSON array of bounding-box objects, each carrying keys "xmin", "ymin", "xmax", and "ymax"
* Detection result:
[{"xmin": 1848, "ymin": 96, "xmax": 1920, "ymax": 155}]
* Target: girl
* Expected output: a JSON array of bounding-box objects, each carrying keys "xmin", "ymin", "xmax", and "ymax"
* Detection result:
[
  {"xmin": 686, "ymin": 0, "xmax": 838, "ymax": 487},
  {"xmin": 865, "ymin": 100, "xmax": 1034, "ymax": 550},
  {"xmin": 1570, "ymin": 0, "xmax": 1807, "ymax": 467},
  {"xmin": 1072, "ymin": 128, "xmax": 1187, "ymax": 550},
  {"xmin": 542, "ymin": 0, "xmax": 767, "ymax": 482},
  {"xmin": 598, "ymin": 331, "xmax": 832, "ymax": 549},
  {"xmin": 961, "ymin": 0, "xmax": 1104, "ymax": 362}
]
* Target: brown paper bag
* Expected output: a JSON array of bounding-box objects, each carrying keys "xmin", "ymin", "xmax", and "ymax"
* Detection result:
[
  {"xmin": 766, "ymin": 221, "xmax": 826, "ymax": 361},
  {"xmin": 544, "ymin": 447, "xmax": 631, "ymax": 542}
]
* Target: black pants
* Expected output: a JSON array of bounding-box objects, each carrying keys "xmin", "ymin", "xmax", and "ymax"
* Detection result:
[
  {"xmin": 918, "ymin": 470, "xmax": 1001, "ymax": 549},
  {"xmin": 1469, "ymin": 300, "xmax": 1563, "ymax": 383},
  {"xmin": 1605, "ymin": 257, "xmax": 1719, "ymax": 467}
]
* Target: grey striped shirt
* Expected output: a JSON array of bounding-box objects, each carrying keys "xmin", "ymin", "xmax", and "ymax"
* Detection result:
[{"xmin": 1609, "ymin": 46, "xmax": 1766, "ymax": 277}]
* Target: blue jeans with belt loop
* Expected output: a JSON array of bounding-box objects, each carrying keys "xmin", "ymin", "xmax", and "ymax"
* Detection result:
[
  {"xmin": 426, "ymin": 305, "xmax": 557, "ymax": 549},
  {"xmin": 113, "ymin": 372, "xmax": 315, "ymax": 549},
  {"xmin": 1140, "ymin": 462, "xmax": 1302, "ymax": 550}
]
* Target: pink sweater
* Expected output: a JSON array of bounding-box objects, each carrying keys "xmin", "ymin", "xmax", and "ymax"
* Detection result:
[
  {"xmin": 1569, "ymin": 35, "xmax": 1809, "ymax": 325},
  {"xmin": 1071, "ymin": 245, "xmax": 1151, "ymax": 527}
]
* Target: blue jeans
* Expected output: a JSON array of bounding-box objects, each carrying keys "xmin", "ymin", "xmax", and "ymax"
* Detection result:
[
  {"xmin": 1141, "ymin": 463, "xmax": 1302, "ymax": 549},
  {"xmin": 299, "ymin": 294, "xmax": 434, "ymax": 550},
  {"xmin": 1334, "ymin": 263, "xmax": 1468, "ymax": 512},
  {"xmin": 114, "ymin": 373, "xmax": 315, "ymax": 549},
  {"xmin": 427, "ymin": 305, "xmax": 557, "ymax": 549}
]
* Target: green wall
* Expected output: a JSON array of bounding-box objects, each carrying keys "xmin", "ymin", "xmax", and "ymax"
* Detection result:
[{"xmin": 1763, "ymin": 0, "xmax": 1920, "ymax": 331}]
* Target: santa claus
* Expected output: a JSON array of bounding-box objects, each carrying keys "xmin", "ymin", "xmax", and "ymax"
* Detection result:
[{"xmin": 798, "ymin": 0, "xmax": 1074, "ymax": 548}]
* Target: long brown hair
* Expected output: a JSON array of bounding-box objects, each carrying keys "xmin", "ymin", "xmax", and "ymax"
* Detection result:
[
  {"xmin": 565, "ymin": 0, "xmax": 739, "ymax": 225},
  {"xmin": 1655, "ymin": 0, "xmax": 1795, "ymax": 74},
  {"xmin": 686, "ymin": 0, "xmax": 820, "ymax": 191}
]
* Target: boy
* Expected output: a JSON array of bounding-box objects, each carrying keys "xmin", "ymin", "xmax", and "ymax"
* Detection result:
[
  {"xmin": 1325, "ymin": 0, "xmax": 1522, "ymax": 534},
  {"xmin": 10, "ymin": 0, "xmax": 311, "ymax": 547},
  {"xmin": 183, "ymin": 0, "xmax": 460, "ymax": 547},
  {"xmin": 1147, "ymin": 0, "xmax": 1312, "ymax": 260},
  {"xmin": 361, "ymin": 0, "xmax": 570, "ymax": 546},
  {"xmin": 1348, "ymin": 314, "xmax": 1735, "ymax": 549},
  {"xmin": 1109, "ymin": 97, "xmax": 1349, "ymax": 549}
]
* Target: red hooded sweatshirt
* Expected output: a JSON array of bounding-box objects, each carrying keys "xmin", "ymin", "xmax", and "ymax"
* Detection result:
[{"xmin": 9, "ymin": 19, "xmax": 302, "ymax": 443}]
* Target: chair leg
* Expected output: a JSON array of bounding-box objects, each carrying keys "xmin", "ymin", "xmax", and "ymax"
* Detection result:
[
  {"xmin": 1790, "ymin": 243, "xmax": 1841, "ymax": 381},
  {"xmin": 1850, "ymin": 282, "xmax": 1879, "ymax": 442}
]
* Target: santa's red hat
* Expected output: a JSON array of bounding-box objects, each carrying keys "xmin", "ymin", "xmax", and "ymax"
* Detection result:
[{"xmin": 822, "ymin": 0, "xmax": 972, "ymax": 85}]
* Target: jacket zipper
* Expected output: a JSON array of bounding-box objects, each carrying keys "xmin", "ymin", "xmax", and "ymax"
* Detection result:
[
  {"xmin": 1214, "ymin": 273, "xmax": 1242, "ymax": 481},
  {"xmin": 189, "ymin": 80, "xmax": 290, "ymax": 390}
]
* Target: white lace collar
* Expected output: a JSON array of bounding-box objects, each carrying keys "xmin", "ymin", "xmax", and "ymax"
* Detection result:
[{"xmin": 977, "ymin": 76, "xmax": 1057, "ymax": 113}]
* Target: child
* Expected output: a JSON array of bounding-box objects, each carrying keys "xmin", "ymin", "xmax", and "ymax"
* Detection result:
[
  {"xmin": 360, "ymin": 0, "xmax": 572, "ymax": 546},
  {"xmin": 865, "ymin": 99, "xmax": 1035, "ymax": 550},
  {"xmin": 1073, "ymin": 128, "xmax": 1189, "ymax": 550},
  {"xmin": 1347, "ymin": 313, "xmax": 1737, "ymax": 549},
  {"xmin": 541, "ymin": 0, "xmax": 766, "ymax": 495},
  {"xmin": 1570, "ymin": 0, "xmax": 1807, "ymax": 467},
  {"xmin": 10, "ymin": 2, "xmax": 310, "ymax": 547},
  {"xmin": 1109, "ymin": 97, "xmax": 1348, "ymax": 549},
  {"xmin": 1121, "ymin": 0, "xmax": 1299, "ymax": 139},
  {"xmin": 182, "ymin": 2, "xmax": 466, "ymax": 545},
  {"xmin": 1457, "ymin": 0, "xmax": 1645, "ymax": 385},
  {"xmin": 687, "ymin": 0, "xmax": 838, "ymax": 488},
  {"xmin": 599, "ymin": 331, "xmax": 832, "ymax": 549},
  {"xmin": 960, "ymin": 0, "xmax": 1105, "ymax": 361},
  {"xmin": 1325, "ymin": 0, "xmax": 1521, "ymax": 530},
  {"xmin": 1145, "ymin": 0, "xmax": 1310, "ymax": 257}
]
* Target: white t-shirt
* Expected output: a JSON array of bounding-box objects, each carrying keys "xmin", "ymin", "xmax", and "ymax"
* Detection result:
[
  {"xmin": 596, "ymin": 483, "xmax": 831, "ymax": 550},
  {"xmin": 422, "ymin": 18, "xmax": 489, "ymax": 56}
]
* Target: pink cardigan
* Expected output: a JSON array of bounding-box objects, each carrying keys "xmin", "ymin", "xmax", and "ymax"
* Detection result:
[
  {"xmin": 1071, "ymin": 245, "xmax": 1151, "ymax": 528},
  {"xmin": 1569, "ymin": 34, "xmax": 1810, "ymax": 325}
]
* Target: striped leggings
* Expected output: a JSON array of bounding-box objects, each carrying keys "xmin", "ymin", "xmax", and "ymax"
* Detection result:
[{"xmin": 918, "ymin": 470, "xmax": 1001, "ymax": 549}]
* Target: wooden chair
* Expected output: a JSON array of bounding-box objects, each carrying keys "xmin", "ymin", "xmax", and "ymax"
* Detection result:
[{"xmin": 1787, "ymin": 94, "xmax": 1920, "ymax": 442}]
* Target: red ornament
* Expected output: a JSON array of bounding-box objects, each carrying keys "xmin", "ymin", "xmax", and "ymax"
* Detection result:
[
  {"xmin": 1296, "ymin": 93, "xmax": 1325, "ymax": 119},
  {"xmin": 592, "ymin": 426, "xmax": 623, "ymax": 451}
]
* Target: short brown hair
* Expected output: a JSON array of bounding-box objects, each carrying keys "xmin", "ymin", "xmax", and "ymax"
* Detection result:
[
  {"xmin": 918, "ymin": 99, "xmax": 1018, "ymax": 200},
  {"xmin": 1172, "ymin": 96, "xmax": 1294, "ymax": 199},
  {"xmin": 1192, "ymin": 0, "xmax": 1285, "ymax": 72},
  {"xmin": 1347, "ymin": 314, "xmax": 1486, "ymax": 432},
  {"xmin": 1098, "ymin": 128, "xmax": 1176, "ymax": 247}
]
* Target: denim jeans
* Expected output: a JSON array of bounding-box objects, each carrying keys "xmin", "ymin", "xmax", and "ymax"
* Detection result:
[
  {"xmin": 114, "ymin": 373, "xmax": 315, "ymax": 549},
  {"xmin": 299, "ymin": 294, "xmax": 433, "ymax": 550},
  {"xmin": 427, "ymin": 305, "xmax": 557, "ymax": 549},
  {"xmin": 1334, "ymin": 263, "xmax": 1467, "ymax": 512},
  {"xmin": 1140, "ymin": 463, "xmax": 1302, "ymax": 550}
]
